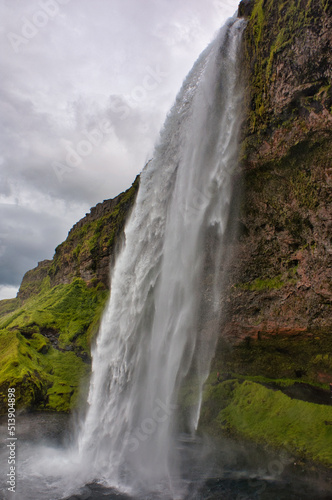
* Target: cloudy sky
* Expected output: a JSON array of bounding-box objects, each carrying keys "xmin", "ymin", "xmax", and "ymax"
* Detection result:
[{"xmin": 0, "ymin": 0, "xmax": 239, "ymax": 300}]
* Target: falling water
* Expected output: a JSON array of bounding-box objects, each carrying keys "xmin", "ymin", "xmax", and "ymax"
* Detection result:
[
  {"xmin": 2, "ymin": 14, "xmax": 332, "ymax": 500},
  {"xmin": 0, "ymin": 15, "xmax": 246, "ymax": 500},
  {"xmin": 74, "ymin": 16, "xmax": 246, "ymax": 496}
]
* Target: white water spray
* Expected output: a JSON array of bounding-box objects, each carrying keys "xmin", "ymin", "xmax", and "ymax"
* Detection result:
[
  {"xmin": 75, "ymin": 17, "xmax": 245, "ymax": 496},
  {"xmin": 4, "ymin": 16, "xmax": 245, "ymax": 500}
]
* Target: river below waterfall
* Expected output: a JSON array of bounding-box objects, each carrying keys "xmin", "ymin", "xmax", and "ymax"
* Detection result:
[{"xmin": 1, "ymin": 413, "xmax": 331, "ymax": 500}]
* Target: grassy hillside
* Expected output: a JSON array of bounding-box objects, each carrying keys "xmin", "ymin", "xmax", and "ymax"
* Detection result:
[
  {"xmin": 0, "ymin": 180, "xmax": 139, "ymax": 413},
  {"xmin": 0, "ymin": 278, "xmax": 108, "ymax": 413},
  {"xmin": 199, "ymin": 379, "xmax": 332, "ymax": 467}
]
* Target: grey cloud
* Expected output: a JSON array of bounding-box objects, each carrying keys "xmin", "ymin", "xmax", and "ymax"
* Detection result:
[
  {"xmin": 0, "ymin": 202, "xmax": 69, "ymax": 286},
  {"xmin": 0, "ymin": 0, "xmax": 238, "ymax": 292}
]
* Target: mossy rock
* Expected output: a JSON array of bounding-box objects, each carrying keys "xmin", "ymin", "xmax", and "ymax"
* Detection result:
[
  {"xmin": 0, "ymin": 279, "xmax": 109, "ymax": 413},
  {"xmin": 217, "ymin": 381, "xmax": 332, "ymax": 467}
]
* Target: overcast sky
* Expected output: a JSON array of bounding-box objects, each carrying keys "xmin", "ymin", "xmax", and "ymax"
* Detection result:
[{"xmin": 0, "ymin": 0, "xmax": 239, "ymax": 300}]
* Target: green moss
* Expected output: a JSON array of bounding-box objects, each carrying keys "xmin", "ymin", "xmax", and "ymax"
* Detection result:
[
  {"xmin": 0, "ymin": 298, "xmax": 20, "ymax": 317},
  {"xmin": 251, "ymin": 0, "xmax": 265, "ymax": 45},
  {"xmin": 73, "ymin": 244, "xmax": 82, "ymax": 260},
  {"xmin": 1, "ymin": 279, "xmax": 108, "ymax": 350},
  {"xmin": 244, "ymin": 0, "xmax": 327, "ymax": 137},
  {"xmin": 0, "ymin": 327, "xmax": 90, "ymax": 413},
  {"xmin": 266, "ymin": 28, "xmax": 287, "ymax": 79},
  {"xmin": 30, "ymin": 333, "xmax": 50, "ymax": 354},
  {"xmin": 235, "ymin": 374, "xmax": 317, "ymax": 388},
  {"xmin": 217, "ymin": 381, "xmax": 332, "ymax": 466},
  {"xmin": 43, "ymin": 348, "xmax": 89, "ymax": 411},
  {"xmin": 311, "ymin": 354, "xmax": 332, "ymax": 371},
  {"xmin": 0, "ymin": 329, "xmax": 48, "ymax": 411},
  {"xmin": 320, "ymin": 0, "xmax": 330, "ymax": 12},
  {"xmin": 0, "ymin": 278, "xmax": 109, "ymax": 413},
  {"xmin": 238, "ymin": 274, "xmax": 285, "ymax": 291},
  {"xmin": 213, "ymin": 330, "xmax": 332, "ymax": 386},
  {"xmin": 290, "ymin": 170, "xmax": 319, "ymax": 209},
  {"xmin": 0, "ymin": 329, "xmax": 20, "ymax": 371},
  {"xmin": 188, "ymin": 372, "xmax": 332, "ymax": 468},
  {"xmin": 199, "ymin": 380, "xmax": 237, "ymax": 433}
]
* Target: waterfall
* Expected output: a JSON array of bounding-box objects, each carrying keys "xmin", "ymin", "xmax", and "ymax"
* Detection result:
[{"xmin": 77, "ymin": 15, "xmax": 245, "ymax": 497}]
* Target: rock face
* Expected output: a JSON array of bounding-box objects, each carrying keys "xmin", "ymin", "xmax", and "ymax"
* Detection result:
[
  {"xmin": 14, "ymin": 0, "xmax": 332, "ymax": 347},
  {"xmin": 17, "ymin": 260, "xmax": 52, "ymax": 300},
  {"xmin": 0, "ymin": 0, "xmax": 331, "ymax": 414},
  {"xmin": 222, "ymin": 0, "xmax": 332, "ymax": 347}
]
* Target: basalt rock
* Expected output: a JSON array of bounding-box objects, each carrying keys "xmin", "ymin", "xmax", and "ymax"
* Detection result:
[{"xmin": 219, "ymin": 0, "xmax": 332, "ymax": 373}]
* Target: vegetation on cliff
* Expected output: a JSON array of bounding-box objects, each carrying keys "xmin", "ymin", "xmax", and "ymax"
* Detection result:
[
  {"xmin": 0, "ymin": 278, "xmax": 108, "ymax": 413},
  {"xmin": 223, "ymin": 0, "xmax": 331, "ymax": 344},
  {"xmin": 0, "ymin": 0, "xmax": 330, "ymax": 472},
  {"xmin": 0, "ymin": 179, "xmax": 139, "ymax": 413},
  {"xmin": 242, "ymin": 0, "xmax": 331, "ymax": 149},
  {"xmin": 199, "ymin": 379, "xmax": 332, "ymax": 467},
  {"xmin": 195, "ymin": 0, "xmax": 332, "ymax": 467}
]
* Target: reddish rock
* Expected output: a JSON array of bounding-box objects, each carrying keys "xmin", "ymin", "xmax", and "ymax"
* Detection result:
[{"xmin": 220, "ymin": 0, "xmax": 332, "ymax": 345}]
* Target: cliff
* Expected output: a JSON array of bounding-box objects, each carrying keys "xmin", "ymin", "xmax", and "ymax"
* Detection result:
[
  {"xmin": 220, "ymin": 0, "xmax": 331, "ymax": 369},
  {"xmin": 0, "ymin": 178, "xmax": 139, "ymax": 412},
  {"xmin": 18, "ymin": 176, "xmax": 139, "ymax": 299},
  {"xmin": 0, "ymin": 0, "xmax": 331, "ymax": 469},
  {"xmin": 197, "ymin": 0, "xmax": 332, "ymax": 468},
  {"xmin": 227, "ymin": 0, "xmax": 332, "ymax": 337}
]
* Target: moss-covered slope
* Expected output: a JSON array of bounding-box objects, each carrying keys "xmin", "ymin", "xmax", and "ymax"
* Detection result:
[
  {"xmin": 0, "ymin": 178, "xmax": 139, "ymax": 413},
  {"xmin": 0, "ymin": 278, "xmax": 108, "ymax": 413},
  {"xmin": 200, "ymin": 378, "xmax": 332, "ymax": 467}
]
